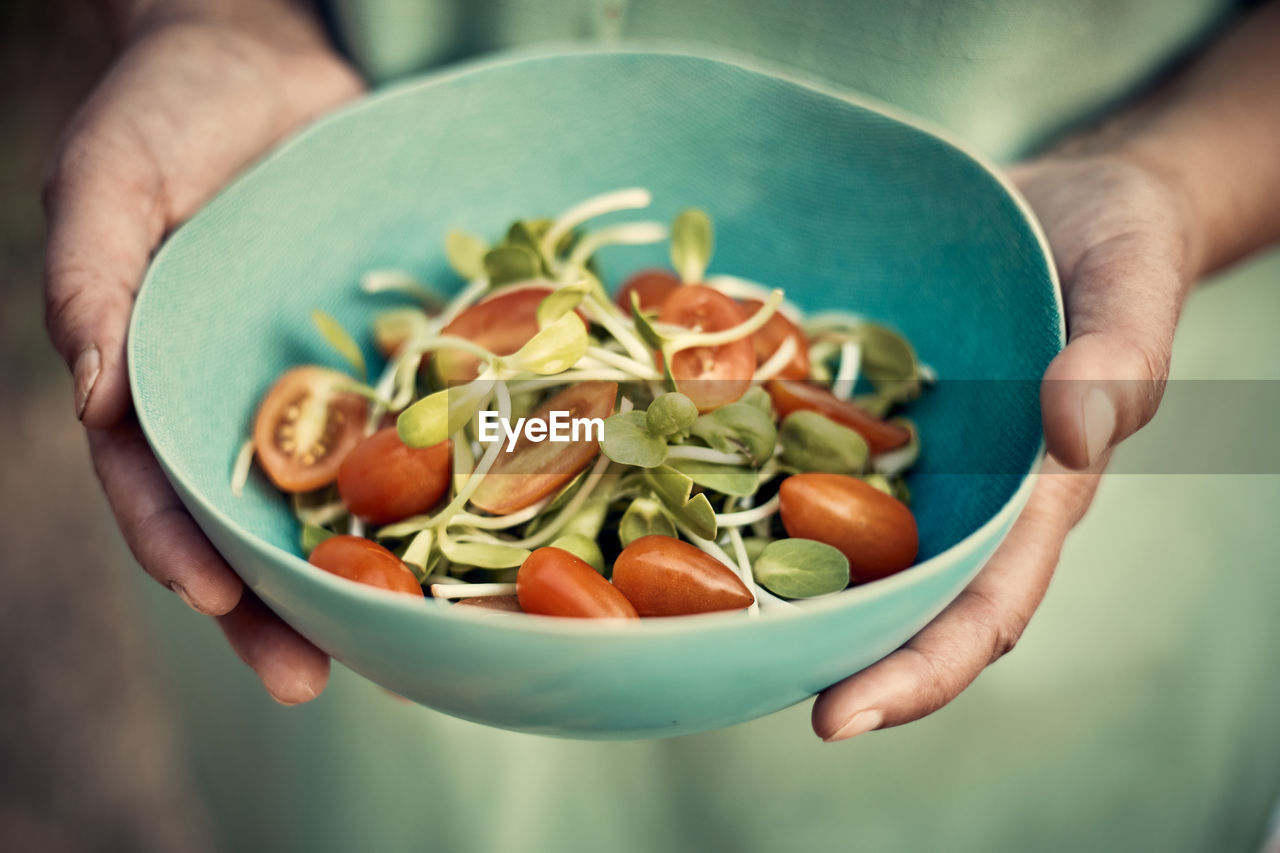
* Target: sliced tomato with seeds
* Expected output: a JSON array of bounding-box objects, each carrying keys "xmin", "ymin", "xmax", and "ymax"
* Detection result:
[
  {"xmin": 308, "ymin": 535, "xmax": 423, "ymax": 596},
  {"xmin": 615, "ymin": 269, "xmax": 680, "ymax": 314},
  {"xmin": 740, "ymin": 298, "xmax": 810, "ymax": 380},
  {"xmin": 253, "ymin": 366, "xmax": 367, "ymax": 493},
  {"xmin": 658, "ymin": 285, "xmax": 755, "ymax": 412},
  {"xmin": 766, "ymin": 379, "xmax": 911, "ymax": 454},
  {"xmin": 337, "ymin": 428, "xmax": 451, "ymax": 524},
  {"xmin": 468, "ymin": 381, "xmax": 618, "ymax": 515}
]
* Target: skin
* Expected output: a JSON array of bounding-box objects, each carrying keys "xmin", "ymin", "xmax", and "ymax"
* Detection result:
[{"xmin": 45, "ymin": 0, "xmax": 1280, "ymax": 724}]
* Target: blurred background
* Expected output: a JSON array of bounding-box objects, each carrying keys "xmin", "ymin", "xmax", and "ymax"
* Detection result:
[{"xmin": 3, "ymin": 2, "xmax": 1279, "ymax": 852}]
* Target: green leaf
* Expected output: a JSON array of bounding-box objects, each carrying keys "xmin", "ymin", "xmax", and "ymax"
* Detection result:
[
  {"xmin": 397, "ymin": 379, "xmax": 492, "ymax": 448},
  {"xmin": 373, "ymin": 307, "xmax": 431, "ymax": 355},
  {"xmin": 754, "ymin": 538, "xmax": 850, "ymax": 599},
  {"xmin": 666, "ymin": 458, "xmax": 757, "ymax": 497},
  {"xmin": 738, "ymin": 386, "xmax": 772, "ymax": 414},
  {"xmin": 300, "ymin": 523, "xmax": 336, "ymax": 556},
  {"xmin": 559, "ymin": 491, "xmax": 611, "ymax": 540},
  {"xmin": 861, "ymin": 473, "xmax": 894, "ymax": 496},
  {"xmin": 859, "ymin": 324, "xmax": 920, "ymax": 402},
  {"xmin": 440, "ymin": 536, "xmax": 531, "ymax": 569},
  {"xmin": 779, "ymin": 410, "xmax": 869, "ymax": 474},
  {"xmin": 400, "ymin": 529, "xmax": 439, "ymax": 582},
  {"xmin": 630, "ymin": 290, "xmax": 668, "ymax": 349},
  {"xmin": 536, "ymin": 281, "xmax": 589, "ymax": 327},
  {"xmin": 689, "ymin": 403, "xmax": 777, "ymax": 466},
  {"xmin": 549, "ymin": 533, "xmax": 605, "ymax": 574},
  {"xmin": 601, "ymin": 411, "xmax": 668, "ymax": 468},
  {"xmin": 618, "ymin": 496, "xmax": 678, "ymax": 548},
  {"xmin": 483, "ymin": 245, "xmax": 541, "ymax": 286},
  {"xmin": 670, "ymin": 208, "xmax": 713, "ymax": 283},
  {"xmin": 501, "ymin": 311, "xmax": 588, "ymax": 374},
  {"xmin": 311, "ymin": 309, "xmax": 367, "ymax": 381},
  {"xmin": 445, "ymin": 229, "xmax": 488, "ymax": 280},
  {"xmin": 644, "ymin": 465, "xmax": 717, "ymax": 540},
  {"xmin": 645, "ymin": 392, "xmax": 698, "ymax": 437}
]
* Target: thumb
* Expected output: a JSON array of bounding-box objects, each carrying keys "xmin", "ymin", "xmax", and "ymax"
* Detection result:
[{"xmin": 1040, "ymin": 232, "xmax": 1185, "ymax": 470}]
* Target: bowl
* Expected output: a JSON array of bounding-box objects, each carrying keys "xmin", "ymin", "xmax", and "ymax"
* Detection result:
[{"xmin": 128, "ymin": 46, "xmax": 1062, "ymax": 739}]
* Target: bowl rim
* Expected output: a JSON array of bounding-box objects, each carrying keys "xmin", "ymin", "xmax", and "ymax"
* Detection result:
[{"xmin": 128, "ymin": 43, "xmax": 1065, "ymax": 640}]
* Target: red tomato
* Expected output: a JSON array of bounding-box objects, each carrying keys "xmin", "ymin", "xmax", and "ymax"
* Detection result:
[
  {"xmin": 517, "ymin": 547, "xmax": 638, "ymax": 618},
  {"xmin": 468, "ymin": 381, "xmax": 617, "ymax": 515},
  {"xmin": 616, "ymin": 269, "xmax": 680, "ymax": 314},
  {"xmin": 433, "ymin": 286, "xmax": 553, "ymax": 385},
  {"xmin": 308, "ymin": 535, "xmax": 423, "ymax": 596},
  {"xmin": 765, "ymin": 379, "xmax": 911, "ymax": 454},
  {"xmin": 253, "ymin": 366, "xmax": 368, "ymax": 493},
  {"xmin": 739, "ymin": 299, "xmax": 810, "ymax": 381},
  {"xmin": 337, "ymin": 428, "xmax": 451, "ymax": 524},
  {"xmin": 453, "ymin": 595, "xmax": 524, "ymax": 613},
  {"xmin": 778, "ymin": 473, "xmax": 918, "ymax": 583},
  {"xmin": 658, "ymin": 285, "xmax": 755, "ymax": 412},
  {"xmin": 611, "ymin": 535, "xmax": 754, "ymax": 616}
]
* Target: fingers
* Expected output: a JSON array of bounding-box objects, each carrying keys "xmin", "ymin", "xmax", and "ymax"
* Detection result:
[
  {"xmin": 812, "ymin": 458, "xmax": 1102, "ymax": 742},
  {"xmin": 218, "ymin": 591, "xmax": 330, "ymax": 705},
  {"xmin": 88, "ymin": 423, "xmax": 243, "ymax": 615}
]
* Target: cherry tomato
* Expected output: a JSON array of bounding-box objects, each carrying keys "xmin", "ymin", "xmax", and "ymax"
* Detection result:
[
  {"xmin": 453, "ymin": 595, "xmax": 523, "ymax": 613},
  {"xmin": 337, "ymin": 428, "xmax": 451, "ymax": 525},
  {"xmin": 765, "ymin": 379, "xmax": 911, "ymax": 454},
  {"xmin": 739, "ymin": 299, "xmax": 810, "ymax": 380},
  {"xmin": 253, "ymin": 366, "xmax": 368, "ymax": 493},
  {"xmin": 616, "ymin": 269, "xmax": 680, "ymax": 314},
  {"xmin": 658, "ymin": 285, "xmax": 755, "ymax": 412},
  {"xmin": 469, "ymin": 381, "xmax": 618, "ymax": 515},
  {"xmin": 517, "ymin": 547, "xmax": 638, "ymax": 619},
  {"xmin": 308, "ymin": 535, "xmax": 423, "ymax": 596},
  {"xmin": 778, "ymin": 473, "xmax": 918, "ymax": 583},
  {"xmin": 433, "ymin": 286, "xmax": 554, "ymax": 385},
  {"xmin": 611, "ymin": 535, "xmax": 754, "ymax": 616}
]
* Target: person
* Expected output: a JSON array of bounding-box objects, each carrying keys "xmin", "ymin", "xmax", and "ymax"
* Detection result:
[{"xmin": 45, "ymin": 0, "xmax": 1280, "ymax": 737}]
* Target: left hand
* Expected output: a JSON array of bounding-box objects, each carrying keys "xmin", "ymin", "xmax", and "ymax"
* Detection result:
[{"xmin": 812, "ymin": 152, "xmax": 1193, "ymax": 741}]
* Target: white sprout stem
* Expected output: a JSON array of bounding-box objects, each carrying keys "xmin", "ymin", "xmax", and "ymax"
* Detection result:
[
  {"xmin": 582, "ymin": 346, "xmax": 661, "ymax": 379},
  {"xmin": 506, "ymin": 371, "xmax": 635, "ymax": 396},
  {"xmin": 832, "ymin": 340, "xmax": 862, "ymax": 400},
  {"xmin": 451, "ymin": 498, "xmax": 552, "ymax": 530},
  {"xmin": 402, "ymin": 528, "xmax": 434, "ymax": 569},
  {"xmin": 400, "ymin": 333, "xmax": 499, "ymax": 364},
  {"xmin": 703, "ymin": 274, "xmax": 804, "ymax": 322},
  {"xmin": 918, "ymin": 362, "xmax": 938, "ymax": 383},
  {"xmin": 714, "ymin": 493, "xmax": 781, "ymax": 527},
  {"xmin": 753, "ymin": 334, "xmax": 799, "ymax": 381},
  {"xmin": 349, "ymin": 516, "xmax": 365, "ymax": 538},
  {"xmin": 803, "ymin": 311, "xmax": 870, "ymax": 334},
  {"xmin": 726, "ymin": 526, "xmax": 761, "ymax": 617},
  {"xmin": 664, "ymin": 445, "xmax": 750, "ymax": 466},
  {"xmin": 541, "ymin": 187, "xmax": 652, "ymax": 259},
  {"xmin": 430, "ymin": 582, "xmax": 518, "ymax": 599},
  {"xmin": 294, "ymin": 501, "xmax": 349, "ymax": 527},
  {"xmin": 230, "ymin": 439, "xmax": 255, "ymax": 498},
  {"xmin": 432, "ymin": 276, "xmax": 492, "ymax": 329},
  {"xmin": 872, "ymin": 445, "xmax": 916, "ymax": 477},
  {"xmin": 664, "ymin": 289, "xmax": 784, "ymax": 354},
  {"xmin": 360, "ymin": 269, "xmax": 445, "ymax": 308},
  {"xmin": 561, "ymin": 222, "xmax": 668, "ymax": 280},
  {"xmin": 581, "ymin": 293, "xmax": 654, "ymax": 364}
]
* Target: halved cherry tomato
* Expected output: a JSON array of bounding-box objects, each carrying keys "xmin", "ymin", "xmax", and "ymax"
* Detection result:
[
  {"xmin": 779, "ymin": 473, "xmax": 918, "ymax": 583},
  {"xmin": 469, "ymin": 381, "xmax": 617, "ymax": 515},
  {"xmin": 433, "ymin": 286, "xmax": 554, "ymax": 385},
  {"xmin": 611, "ymin": 535, "xmax": 754, "ymax": 616},
  {"xmin": 740, "ymin": 299, "xmax": 810, "ymax": 381},
  {"xmin": 337, "ymin": 428, "xmax": 451, "ymax": 524},
  {"xmin": 765, "ymin": 379, "xmax": 911, "ymax": 454},
  {"xmin": 517, "ymin": 547, "xmax": 638, "ymax": 618},
  {"xmin": 308, "ymin": 535, "xmax": 423, "ymax": 596},
  {"xmin": 658, "ymin": 285, "xmax": 755, "ymax": 412},
  {"xmin": 453, "ymin": 595, "xmax": 523, "ymax": 613},
  {"xmin": 616, "ymin": 269, "xmax": 680, "ymax": 314},
  {"xmin": 253, "ymin": 366, "xmax": 368, "ymax": 493}
]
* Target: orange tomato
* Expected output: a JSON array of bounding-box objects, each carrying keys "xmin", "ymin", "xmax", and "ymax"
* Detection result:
[
  {"xmin": 308, "ymin": 535, "xmax": 423, "ymax": 596},
  {"xmin": 253, "ymin": 366, "xmax": 368, "ymax": 493},
  {"xmin": 778, "ymin": 473, "xmax": 918, "ymax": 583},
  {"xmin": 337, "ymin": 428, "xmax": 451, "ymax": 524},
  {"xmin": 517, "ymin": 547, "xmax": 639, "ymax": 618},
  {"xmin": 468, "ymin": 381, "xmax": 617, "ymax": 515},
  {"xmin": 765, "ymin": 379, "xmax": 911, "ymax": 454},
  {"xmin": 658, "ymin": 285, "xmax": 755, "ymax": 412},
  {"xmin": 611, "ymin": 535, "xmax": 754, "ymax": 616},
  {"xmin": 616, "ymin": 269, "xmax": 681, "ymax": 314},
  {"xmin": 740, "ymin": 298, "xmax": 810, "ymax": 380}
]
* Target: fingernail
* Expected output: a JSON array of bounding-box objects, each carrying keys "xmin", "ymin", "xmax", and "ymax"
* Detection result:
[
  {"xmin": 269, "ymin": 676, "xmax": 318, "ymax": 707},
  {"xmin": 168, "ymin": 580, "xmax": 197, "ymax": 611},
  {"xmin": 824, "ymin": 709, "xmax": 884, "ymax": 743},
  {"xmin": 73, "ymin": 346, "xmax": 100, "ymax": 420},
  {"xmin": 1082, "ymin": 387, "xmax": 1115, "ymax": 466}
]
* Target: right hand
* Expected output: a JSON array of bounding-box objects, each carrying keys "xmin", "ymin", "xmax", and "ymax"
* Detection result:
[{"xmin": 44, "ymin": 3, "xmax": 364, "ymax": 704}]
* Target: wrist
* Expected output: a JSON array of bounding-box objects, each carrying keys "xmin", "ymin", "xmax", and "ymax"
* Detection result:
[{"xmin": 102, "ymin": 0, "xmax": 329, "ymax": 53}]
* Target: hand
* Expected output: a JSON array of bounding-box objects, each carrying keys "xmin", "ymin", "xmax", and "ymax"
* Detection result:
[
  {"xmin": 812, "ymin": 153, "xmax": 1192, "ymax": 741},
  {"xmin": 44, "ymin": 4, "xmax": 363, "ymax": 704}
]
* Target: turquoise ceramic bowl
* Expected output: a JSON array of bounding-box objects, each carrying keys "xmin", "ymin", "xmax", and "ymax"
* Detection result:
[{"xmin": 129, "ymin": 47, "xmax": 1062, "ymax": 739}]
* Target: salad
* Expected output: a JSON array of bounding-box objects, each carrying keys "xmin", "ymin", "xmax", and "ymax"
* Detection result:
[{"xmin": 233, "ymin": 189, "xmax": 930, "ymax": 619}]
